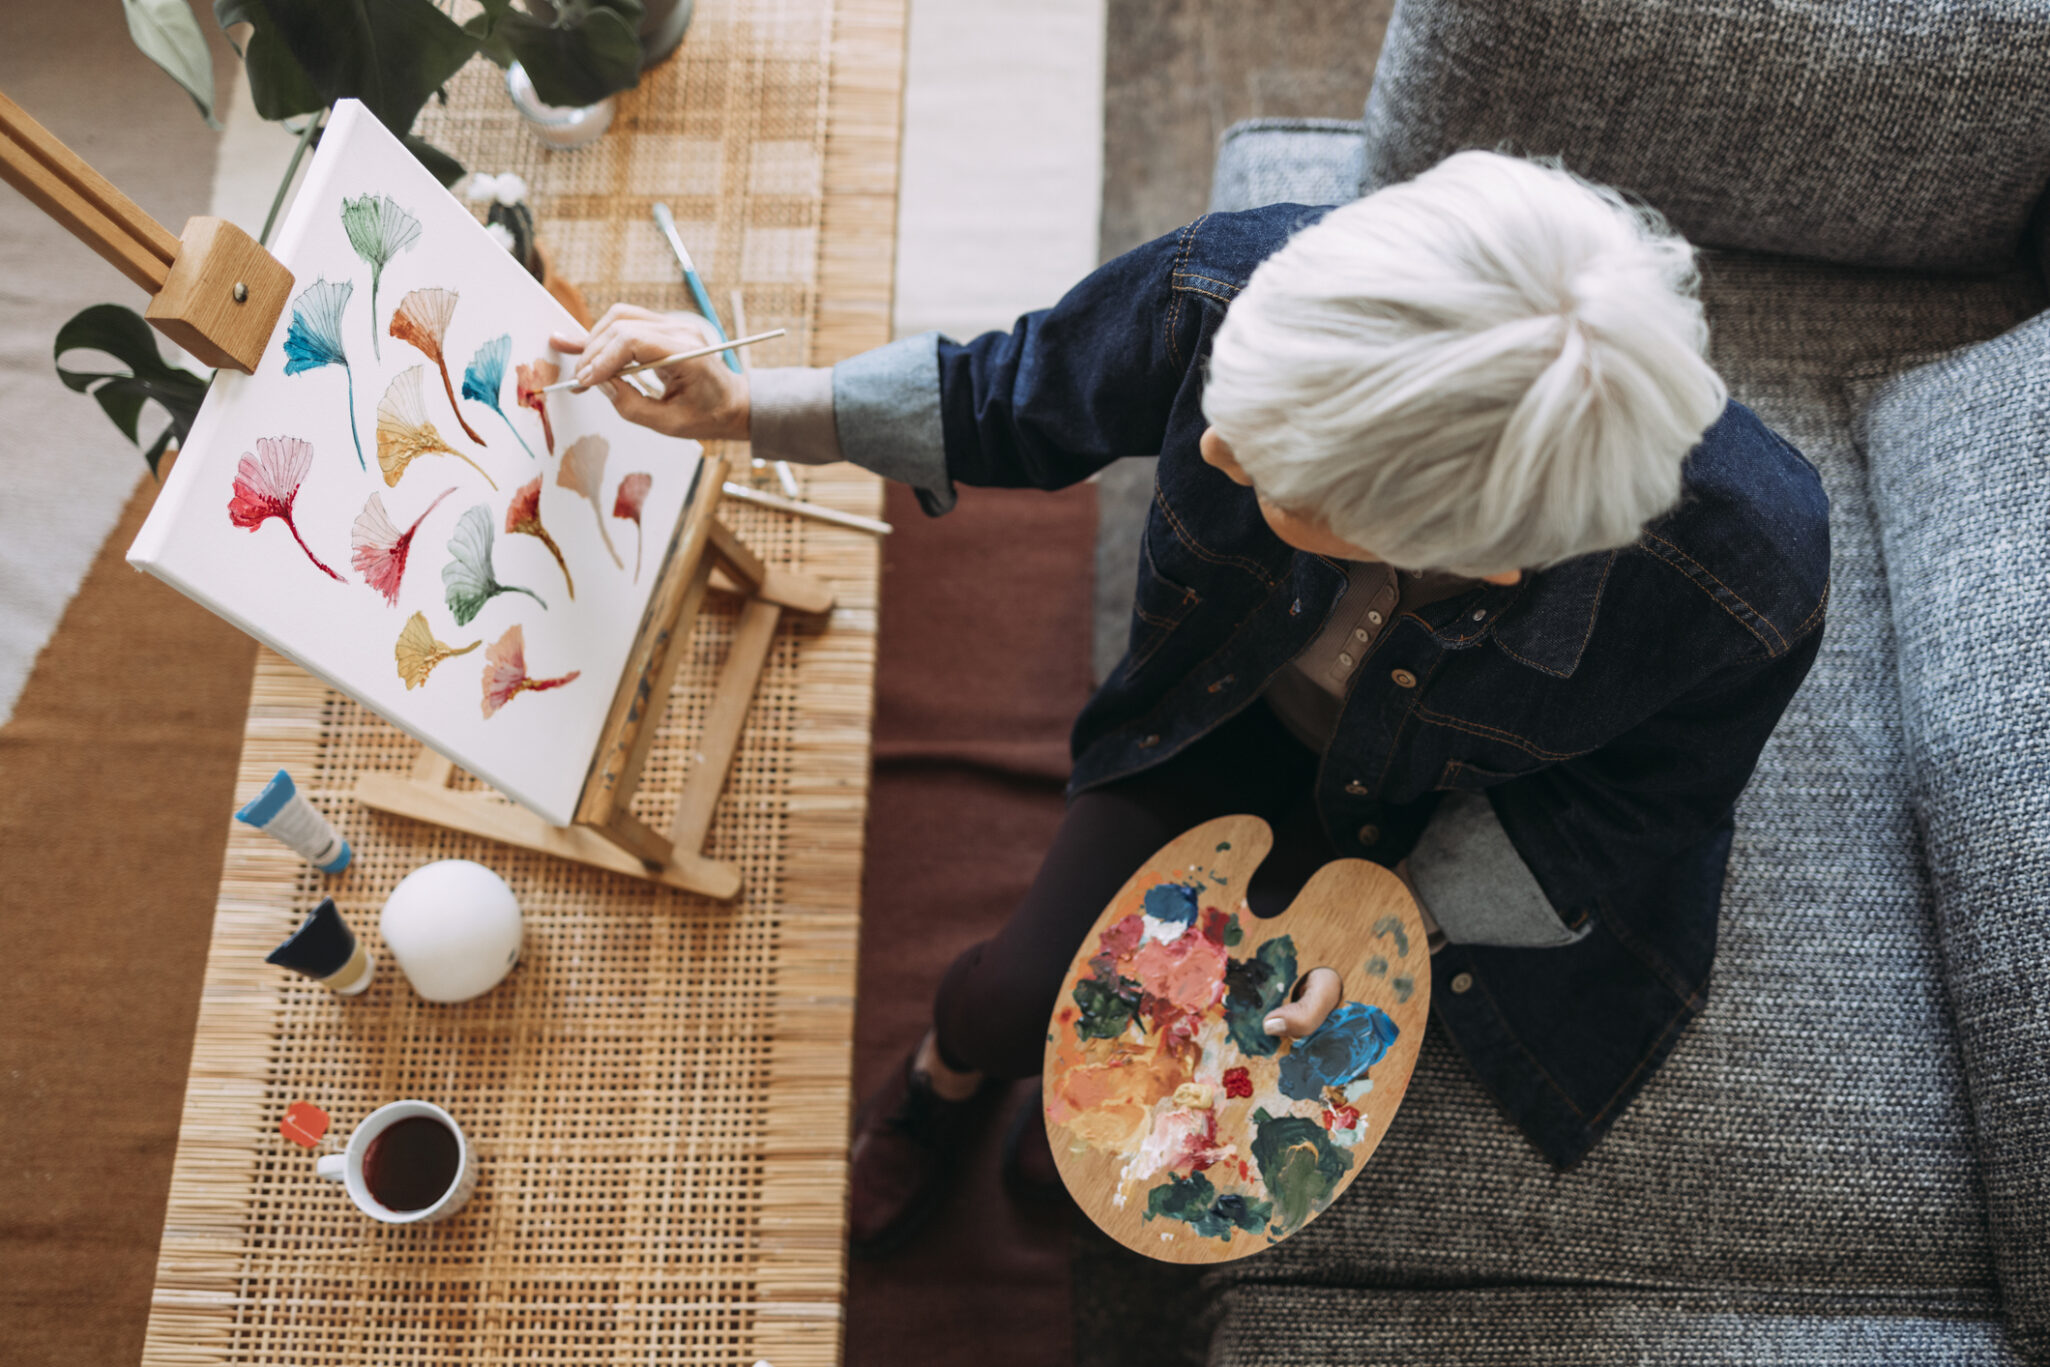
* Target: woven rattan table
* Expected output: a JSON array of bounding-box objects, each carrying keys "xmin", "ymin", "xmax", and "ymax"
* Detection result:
[{"xmin": 141, "ymin": 4, "xmax": 903, "ymax": 1362}]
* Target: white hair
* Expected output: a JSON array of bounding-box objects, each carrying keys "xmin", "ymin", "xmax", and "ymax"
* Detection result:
[{"xmin": 1201, "ymin": 150, "xmax": 1728, "ymax": 576}]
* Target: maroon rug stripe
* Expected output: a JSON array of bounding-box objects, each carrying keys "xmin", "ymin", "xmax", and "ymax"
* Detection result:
[{"xmin": 845, "ymin": 479, "xmax": 1098, "ymax": 1367}]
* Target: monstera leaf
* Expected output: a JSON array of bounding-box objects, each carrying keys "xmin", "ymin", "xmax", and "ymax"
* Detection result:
[
  {"xmin": 123, "ymin": 0, "xmax": 219, "ymax": 127},
  {"xmin": 467, "ymin": 0, "xmax": 646, "ymax": 109},
  {"xmin": 54, "ymin": 304, "xmax": 209, "ymax": 476},
  {"xmin": 213, "ymin": 0, "xmax": 474, "ymax": 184}
]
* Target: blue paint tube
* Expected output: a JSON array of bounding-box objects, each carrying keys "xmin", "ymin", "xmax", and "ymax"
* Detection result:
[
  {"xmin": 236, "ymin": 769, "xmax": 351, "ymax": 873},
  {"xmin": 265, "ymin": 897, "xmax": 375, "ymax": 995}
]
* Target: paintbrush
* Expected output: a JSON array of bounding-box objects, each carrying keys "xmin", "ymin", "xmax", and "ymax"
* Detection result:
[
  {"xmin": 652, "ymin": 201, "xmax": 742, "ymax": 375},
  {"xmin": 538, "ymin": 328, "xmax": 787, "ymax": 392},
  {"xmin": 721, "ymin": 480, "xmax": 893, "ymax": 537}
]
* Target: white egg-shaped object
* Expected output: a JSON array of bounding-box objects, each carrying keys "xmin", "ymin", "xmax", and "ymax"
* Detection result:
[{"xmin": 379, "ymin": 860, "xmax": 523, "ymax": 1002}]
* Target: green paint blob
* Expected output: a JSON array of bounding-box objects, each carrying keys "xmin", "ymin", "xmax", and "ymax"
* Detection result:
[
  {"xmin": 1072, "ymin": 976, "xmax": 1139, "ymax": 1041},
  {"xmin": 1224, "ymin": 935, "xmax": 1297, "ymax": 1056},
  {"xmin": 1216, "ymin": 841, "xmax": 1231, "ymax": 851},
  {"xmin": 1223, "ymin": 913, "xmax": 1244, "ymax": 947},
  {"xmin": 1251, "ymin": 1116, "xmax": 1352, "ymax": 1239},
  {"xmin": 1364, "ymin": 955, "xmax": 1388, "ymax": 977},
  {"xmin": 1142, "ymin": 1171, "xmax": 1271, "ymax": 1241},
  {"xmin": 1373, "ymin": 915, "xmax": 1410, "ymax": 960},
  {"xmin": 1391, "ymin": 975, "xmax": 1414, "ymax": 1003}
]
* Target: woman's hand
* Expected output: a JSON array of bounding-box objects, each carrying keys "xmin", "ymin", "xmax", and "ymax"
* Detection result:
[{"xmin": 548, "ymin": 304, "xmax": 750, "ymax": 442}]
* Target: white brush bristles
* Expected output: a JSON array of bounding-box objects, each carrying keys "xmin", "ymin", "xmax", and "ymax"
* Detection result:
[{"xmin": 1202, "ymin": 150, "xmax": 1729, "ymax": 576}]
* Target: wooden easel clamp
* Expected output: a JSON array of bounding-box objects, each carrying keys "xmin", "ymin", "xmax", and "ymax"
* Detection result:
[{"xmin": 1, "ymin": 87, "xmax": 833, "ymax": 902}]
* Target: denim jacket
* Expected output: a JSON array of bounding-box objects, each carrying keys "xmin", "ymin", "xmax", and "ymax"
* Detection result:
[{"xmin": 761, "ymin": 205, "xmax": 1832, "ymax": 1166}]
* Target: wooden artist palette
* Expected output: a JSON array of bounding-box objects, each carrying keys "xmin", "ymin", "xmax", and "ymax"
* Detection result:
[{"xmin": 1041, "ymin": 814, "xmax": 1430, "ymax": 1263}]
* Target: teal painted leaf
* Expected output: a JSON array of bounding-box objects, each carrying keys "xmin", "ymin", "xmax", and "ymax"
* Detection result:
[{"xmin": 442, "ymin": 503, "xmax": 546, "ymax": 626}]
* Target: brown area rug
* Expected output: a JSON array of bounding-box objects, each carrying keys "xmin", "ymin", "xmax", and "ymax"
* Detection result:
[
  {"xmin": 0, "ymin": 471, "xmax": 1094, "ymax": 1366},
  {"xmin": 0, "ymin": 472, "xmax": 255, "ymax": 1367},
  {"xmin": 845, "ymin": 480, "xmax": 1098, "ymax": 1367}
]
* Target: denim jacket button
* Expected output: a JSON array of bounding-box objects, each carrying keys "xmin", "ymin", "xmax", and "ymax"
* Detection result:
[
  {"xmin": 1450, "ymin": 972, "xmax": 1474, "ymax": 994},
  {"xmin": 1391, "ymin": 668, "xmax": 1417, "ymax": 688},
  {"xmin": 1139, "ymin": 733, "xmax": 1161, "ymax": 748},
  {"xmin": 1357, "ymin": 824, "xmax": 1381, "ymax": 845},
  {"xmin": 1344, "ymin": 780, "xmax": 1369, "ymax": 796}
]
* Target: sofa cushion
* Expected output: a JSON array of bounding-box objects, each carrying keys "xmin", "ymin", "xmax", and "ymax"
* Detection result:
[
  {"xmin": 1852, "ymin": 312, "xmax": 2050, "ymax": 1358},
  {"xmin": 1359, "ymin": 0, "xmax": 2050, "ymax": 273},
  {"xmin": 1196, "ymin": 253, "xmax": 2045, "ymax": 1361},
  {"xmin": 1210, "ymin": 1286, "xmax": 2025, "ymax": 1366}
]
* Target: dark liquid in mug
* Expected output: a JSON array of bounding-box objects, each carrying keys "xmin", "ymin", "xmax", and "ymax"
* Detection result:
[{"xmin": 362, "ymin": 1116, "xmax": 461, "ymax": 1212}]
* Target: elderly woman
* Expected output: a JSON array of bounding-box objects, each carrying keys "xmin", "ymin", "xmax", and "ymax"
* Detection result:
[{"xmin": 555, "ymin": 150, "xmax": 1830, "ymax": 1257}]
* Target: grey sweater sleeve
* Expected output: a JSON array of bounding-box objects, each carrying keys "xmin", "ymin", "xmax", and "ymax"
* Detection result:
[
  {"xmin": 745, "ymin": 332, "xmax": 956, "ymax": 515},
  {"xmin": 1406, "ymin": 791, "xmax": 1594, "ymax": 949}
]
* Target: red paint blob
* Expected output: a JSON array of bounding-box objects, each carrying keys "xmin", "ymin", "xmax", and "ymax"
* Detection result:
[
  {"xmin": 1223, "ymin": 1067, "xmax": 1252, "ymax": 1099},
  {"xmin": 281, "ymin": 1101, "xmax": 329, "ymax": 1149}
]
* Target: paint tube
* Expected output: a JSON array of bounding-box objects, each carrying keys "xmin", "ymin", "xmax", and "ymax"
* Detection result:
[
  {"xmin": 236, "ymin": 768, "xmax": 351, "ymax": 873},
  {"xmin": 265, "ymin": 897, "xmax": 375, "ymax": 995}
]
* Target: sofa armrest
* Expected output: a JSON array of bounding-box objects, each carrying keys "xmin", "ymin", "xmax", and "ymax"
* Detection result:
[{"xmin": 1852, "ymin": 312, "xmax": 2050, "ymax": 1357}]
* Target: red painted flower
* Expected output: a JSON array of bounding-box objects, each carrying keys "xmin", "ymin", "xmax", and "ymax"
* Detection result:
[
  {"xmin": 1222, "ymin": 1066, "xmax": 1252, "ymax": 1099},
  {"xmin": 228, "ymin": 435, "xmax": 343, "ymax": 581},
  {"xmin": 612, "ymin": 470, "xmax": 652, "ymax": 581},
  {"xmin": 481, "ymin": 623, "xmax": 581, "ymax": 718},
  {"xmin": 515, "ymin": 357, "xmax": 558, "ymax": 455},
  {"xmin": 351, "ymin": 486, "xmax": 455, "ymax": 605}
]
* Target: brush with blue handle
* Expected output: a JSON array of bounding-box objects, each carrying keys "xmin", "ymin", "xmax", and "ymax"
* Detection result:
[{"xmin": 651, "ymin": 202, "xmax": 742, "ymax": 374}]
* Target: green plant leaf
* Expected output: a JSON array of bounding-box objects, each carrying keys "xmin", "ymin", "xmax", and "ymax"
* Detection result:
[
  {"xmin": 213, "ymin": 0, "xmax": 477, "ymax": 147},
  {"xmin": 470, "ymin": 0, "xmax": 646, "ymax": 108},
  {"xmin": 54, "ymin": 304, "xmax": 210, "ymax": 477},
  {"xmin": 123, "ymin": 0, "xmax": 220, "ymax": 127},
  {"xmin": 403, "ymin": 134, "xmax": 466, "ymax": 188}
]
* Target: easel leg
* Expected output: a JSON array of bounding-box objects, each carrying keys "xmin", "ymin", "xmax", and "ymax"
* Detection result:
[{"xmin": 670, "ymin": 597, "xmax": 784, "ymax": 853}]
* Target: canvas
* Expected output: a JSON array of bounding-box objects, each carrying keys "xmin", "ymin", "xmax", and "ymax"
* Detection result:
[{"xmin": 129, "ymin": 100, "xmax": 699, "ymax": 825}]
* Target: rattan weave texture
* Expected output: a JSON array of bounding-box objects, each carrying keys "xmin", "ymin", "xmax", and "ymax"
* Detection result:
[{"xmin": 142, "ymin": 1, "xmax": 903, "ymax": 1361}]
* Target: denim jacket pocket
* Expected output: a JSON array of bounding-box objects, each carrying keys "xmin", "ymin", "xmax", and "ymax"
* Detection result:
[
  {"xmin": 1436, "ymin": 758, "xmax": 1533, "ymax": 792},
  {"xmin": 1123, "ymin": 535, "xmax": 1204, "ymax": 680}
]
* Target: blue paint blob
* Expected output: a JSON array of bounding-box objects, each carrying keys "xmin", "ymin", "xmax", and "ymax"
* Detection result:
[
  {"xmin": 1143, "ymin": 881, "xmax": 1202, "ymax": 926},
  {"xmin": 1276, "ymin": 1000, "xmax": 1400, "ymax": 1101}
]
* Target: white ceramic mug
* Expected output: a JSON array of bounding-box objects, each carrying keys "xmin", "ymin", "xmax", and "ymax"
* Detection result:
[{"xmin": 315, "ymin": 1100, "xmax": 478, "ymax": 1224}]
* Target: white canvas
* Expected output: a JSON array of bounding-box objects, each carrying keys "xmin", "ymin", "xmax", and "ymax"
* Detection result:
[{"xmin": 130, "ymin": 100, "xmax": 699, "ymax": 825}]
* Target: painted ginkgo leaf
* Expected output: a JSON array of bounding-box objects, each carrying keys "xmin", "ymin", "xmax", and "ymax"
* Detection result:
[
  {"xmin": 506, "ymin": 477, "xmax": 573, "ymax": 598},
  {"xmin": 377, "ymin": 365, "xmax": 497, "ymax": 491},
  {"xmin": 394, "ymin": 610, "xmax": 479, "ymax": 690},
  {"xmin": 480, "ymin": 623, "xmax": 581, "ymax": 719},
  {"xmin": 442, "ymin": 503, "xmax": 547, "ymax": 626},
  {"xmin": 281, "ymin": 276, "xmax": 365, "ymax": 470},
  {"xmin": 613, "ymin": 471, "xmax": 652, "ymax": 582},
  {"xmin": 515, "ymin": 357, "xmax": 558, "ymax": 456},
  {"xmin": 352, "ymin": 486, "xmax": 456, "ymax": 606},
  {"xmin": 340, "ymin": 193, "xmax": 420, "ymax": 361},
  {"xmin": 227, "ymin": 435, "xmax": 343, "ymax": 581},
  {"xmin": 390, "ymin": 286, "xmax": 488, "ymax": 446},
  {"xmin": 462, "ymin": 333, "xmax": 539, "ymax": 460},
  {"xmin": 557, "ymin": 434, "xmax": 622, "ymax": 569}
]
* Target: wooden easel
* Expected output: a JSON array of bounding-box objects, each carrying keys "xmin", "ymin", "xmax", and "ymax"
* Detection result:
[{"xmin": 1, "ymin": 88, "xmax": 831, "ymax": 902}]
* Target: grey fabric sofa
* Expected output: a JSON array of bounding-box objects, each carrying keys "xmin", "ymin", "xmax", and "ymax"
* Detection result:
[{"xmin": 1165, "ymin": 1, "xmax": 2050, "ymax": 1362}]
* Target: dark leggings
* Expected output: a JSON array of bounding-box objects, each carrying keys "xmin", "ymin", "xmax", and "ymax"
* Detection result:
[{"xmin": 931, "ymin": 699, "xmax": 1339, "ymax": 1080}]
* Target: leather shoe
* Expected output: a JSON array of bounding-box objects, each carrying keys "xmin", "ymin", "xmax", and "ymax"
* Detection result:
[{"xmin": 847, "ymin": 1044, "xmax": 990, "ymax": 1258}]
